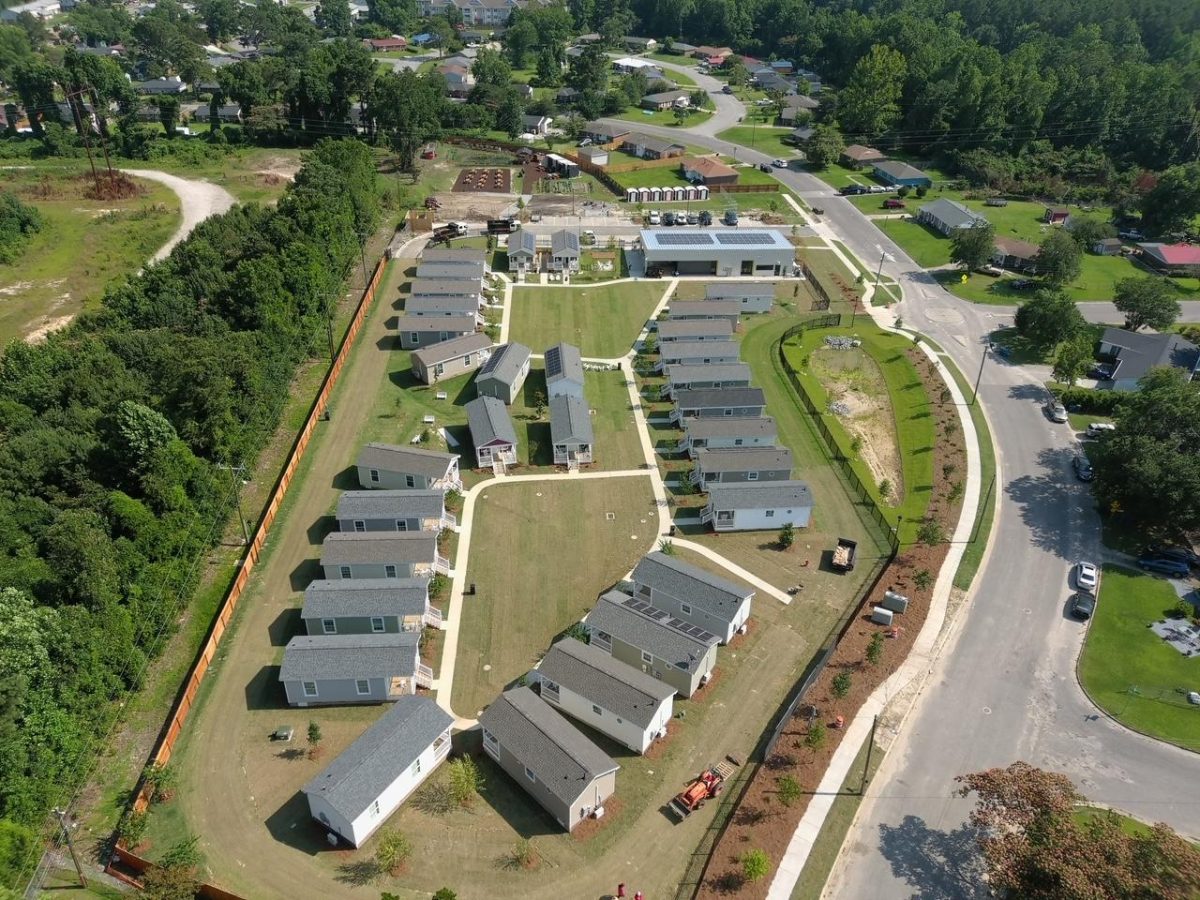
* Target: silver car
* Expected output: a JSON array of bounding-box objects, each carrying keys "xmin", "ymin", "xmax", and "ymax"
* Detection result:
[
  {"xmin": 1075, "ymin": 561, "xmax": 1099, "ymax": 594},
  {"xmin": 1045, "ymin": 400, "xmax": 1068, "ymax": 423}
]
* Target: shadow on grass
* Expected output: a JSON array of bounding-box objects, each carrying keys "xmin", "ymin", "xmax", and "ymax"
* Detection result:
[
  {"xmin": 269, "ymin": 607, "xmax": 302, "ymax": 647},
  {"xmin": 474, "ymin": 753, "xmax": 563, "ymax": 840},
  {"xmin": 306, "ymin": 515, "xmax": 335, "ymax": 547},
  {"xmin": 290, "ymin": 558, "xmax": 322, "ymax": 592},
  {"xmin": 244, "ymin": 666, "xmax": 286, "ymax": 711},
  {"xmin": 264, "ymin": 792, "xmax": 337, "ymax": 857}
]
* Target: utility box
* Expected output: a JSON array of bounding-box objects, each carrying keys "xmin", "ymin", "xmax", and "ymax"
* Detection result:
[
  {"xmin": 871, "ymin": 606, "xmax": 894, "ymax": 626},
  {"xmin": 881, "ymin": 590, "xmax": 909, "ymax": 614}
]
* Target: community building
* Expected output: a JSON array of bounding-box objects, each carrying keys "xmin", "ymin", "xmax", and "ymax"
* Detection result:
[{"xmin": 640, "ymin": 229, "xmax": 795, "ymax": 277}]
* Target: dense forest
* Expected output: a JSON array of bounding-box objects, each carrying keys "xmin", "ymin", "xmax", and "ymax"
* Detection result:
[{"xmin": 0, "ymin": 140, "xmax": 378, "ymax": 883}]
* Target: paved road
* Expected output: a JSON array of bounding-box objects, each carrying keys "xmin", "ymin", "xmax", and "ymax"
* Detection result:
[{"xmin": 639, "ymin": 56, "xmax": 744, "ymax": 135}]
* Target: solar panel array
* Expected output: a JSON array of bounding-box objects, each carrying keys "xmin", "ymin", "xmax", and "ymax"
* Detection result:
[
  {"xmin": 651, "ymin": 232, "xmax": 717, "ymax": 246},
  {"xmin": 544, "ymin": 345, "xmax": 563, "ymax": 379},
  {"xmin": 622, "ymin": 595, "xmax": 717, "ymax": 642},
  {"xmin": 714, "ymin": 232, "xmax": 777, "ymax": 246}
]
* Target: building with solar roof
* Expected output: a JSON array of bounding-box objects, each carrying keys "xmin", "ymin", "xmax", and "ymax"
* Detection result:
[
  {"xmin": 544, "ymin": 342, "xmax": 584, "ymax": 399},
  {"xmin": 640, "ymin": 229, "xmax": 795, "ymax": 277}
]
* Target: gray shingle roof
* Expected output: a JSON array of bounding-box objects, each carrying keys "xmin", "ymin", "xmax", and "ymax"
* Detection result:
[
  {"xmin": 549, "ymin": 394, "xmax": 593, "ymax": 445},
  {"xmin": 336, "ymin": 490, "xmax": 445, "ymax": 522},
  {"xmin": 409, "ymin": 278, "xmax": 479, "ymax": 296},
  {"xmin": 704, "ymin": 282, "xmax": 775, "ymax": 300},
  {"xmin": 706, "ymin": 480, "xmax": 813, "ymax": 510},
  {"xmin": 279, "ymin": 633, "xmax": 419, "ymax": 682},
  {"xmin": 415, "ymin": 262, "xmax": 486, "ymax": 280},
  {"xmin": 302, "ymin": 578, "xmax": 430, "ymax": 621},
  {"xmin": 545, "ymin": 342, "xmax": 584, "ymax": 387},
  {"xmin": 551, "ymin": 230, "xmax": 580, "ymax": 257},
  {"xmin": 657, "ymin": 319, "xmax": 735, "ymax": 340},
  {"xmin": 632, "ymin": 552, "xmax": 752, "ymax": 620},
  {"xmin": 465, "ymin": 396, "xmax": 518, "ymax": 447},
  {"xmin": 411, "ymin": 333, "xmax": 493, "ymax": 368},
  {"xmin": 320, "ymin": 532, "xmax": 438, "ymax": 566},
  {"xmin": 356, "ymin": 443, "xmax": 458, "ymax": 479},
  {"xmin": 405, "ymin": 295, "xmax": 480, "ymax": 315},
  {"xmin": 874, "ymin": 159, "xmax": 928, "ymax": 181},
  {"xmin": 627, "ymin": 133, "xmax": 684, "ymax": 155},
  {"xmin": 694, "ymin": 446, "xmax": 793, "ymax": 474},
  {"xmin": 664, "ymin": 363, "xmax": 752, "ymax": 385},
  {"xmin": 479, "ymin": 687, "xmax": 618, "ymax": 806},
  {"xmin": 659, "ymin": 340, "xmax": 740, "ymax": 361},
  {"xmin": 398, "ymin": 314, "xmax": 476, "ymax": 334},
  {"xmin": 668, "ymin": 300, "xmax": 743, "ymax": 318},
  {"xmin": 1100, "ymin": 327, "xmax": 1200, "ymax": 381},
  {"xmin": 476, "ymin": 342, "xmax": 532, "ymax": 389},
  {"xmin": 584, "ymin": 121, "xmax": 631, "ymax": 139},
  {"xmin": 538, "ymin": 638, "xmax": 674, "ymax": 728},
  {"xmin": 421, "ymin": 246, "xmax": 486, "ymax": 266},
  {"xmin": 683, "ymin": 416, "xmax": 777, "ymax": 439},
  {"xmin": 919, "ymin": 198, "xmax": 985, "ymax": 231},
  {"xmin": 303, "ymin": 695, "xmax": 452, "ymax": 822},
  {"xmin": 674, "ymin": 387, "xmax": 765, "ymax": 409},
  {"xmin": 508, "ymin": 229, "xmax": 537, "ymax": 257},
  {"xmin": 644, "ymin": 89, "xmax": 690, "ymax": 103},
  {"xmin": 587, "ymin": 591, "xmax": 718, "ymax": 672}
]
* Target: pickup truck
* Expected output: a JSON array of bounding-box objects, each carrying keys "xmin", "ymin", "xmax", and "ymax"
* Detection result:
[
  {"xmin": 831, "ymin": 537, "xmax": 857, "ymax": 572},
  {"xmin": 486, "ymin": 218, "xmax": 517, "ymax": 234}
]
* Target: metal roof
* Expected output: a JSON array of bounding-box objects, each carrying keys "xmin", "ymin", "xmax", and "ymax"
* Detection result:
[
  {"xmin": 320, "ymin": 532, "xmax": 438, "ymax": 565},
  {"xmin": 476, "ymin": 342, "xmax": 531, "ymax": 389},
  {"xmin": 303, "ymin": 696, "xmax": 452, "ymax": 822},
  {"xmin": 545, "ymin": 342, "xmax": 584, "ymax": 387},
  {"xmin": 674, "ymin": 387, "xmax": 766, "ymax": 409},
  {"xmin": 538, "ymin": 638, "xmax": 674, "ymax": 728},
  {"xmin": 465, "ymin": 395, "xmax": 518, "ymax": 447},
  {"xmin": 657, "ymin": 319, "xmax": 735, "ymax": 340},
  {"xmin": 683, "ymin": 416, "xmax": 776, "ymax": 439},
  {"xmin": 411, "ymin": 333, "xmax": 493, "ymax": 368},
  {"xmin": 640, "ymin": 229, "xmax": 792, "ymax": 250},
  {"xmin": 478, "ymin": 687, "xmax": 619, "ymax": 806},
  {"xmin": 336, "ymin": 490, "xmax": 445, "ymax": 522},
  {"xmin": 663, "ymin": 363, "xmax": 752, "ymax": 385},
  {"xmin": 668, "ymin": 300, "xmax": 743, "ymax": 318},
  {"xmin": 658, "ymin": 340, "xmax": 741, "ymax": 361},
  {"xmin": 705, "ymin": 480, "xmax": 813, "ymax": 510},
  {"xmin": 704, "ymin": 282, "xmax": 776, "ymax": 300},
  {"xmin": 586, "ymin": 591, "xmax": 718, "ymax": 672},
  {"xmin": 301, "ymin": 578, "xmax": 430, "ymax": 621},
  {"xmin": 278, "ymin": 633, "xmax": 420, "ymax": 682},
  {"xmin": 632, "ymin": 552, "xmax": 752, "ymax": 624},
  {"xmin": 356, "ymin": 443, "xmax": 457, "ymax": 479},
  {"xmin": 549, "ymin": 394, "xmax": 593, "ymax": 445},
  {"xmin": 694, "ymin": 446, "xmax": 793, "ymax": 474}
]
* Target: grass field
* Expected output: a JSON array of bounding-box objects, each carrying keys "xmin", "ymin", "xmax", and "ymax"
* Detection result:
[
  {"xmin": 509, "ymin": 282, "xmax": 665, "ymax": 357},
  {"xmin": 1078, "ymin": 565, "xmax": 1200, "ymax": 751},
  {"xmin": 451, "ymin": 477, "xmax": 658, "ymax": 715},
  {"xmin": 0, "ymin": 165, "xmax": 181, "ymax": 345},
  {"xmin": 138, "ymin": 147, "xmax": 304, "ymax": 204},
  {"xmin": 716, "ymin": 125, "xmax": 800, "ymax": 160},
  {"xmin": 613, "ymin": 106, "xmax": 712, "ymax": 127}
]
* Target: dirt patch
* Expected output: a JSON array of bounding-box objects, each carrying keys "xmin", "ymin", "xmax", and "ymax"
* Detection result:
[
  {"xmin": 256, "ymin": 156, "xmax": 302, "ymax": 181},
  {"xmin": 24, "ymin": 313, "xmax": 74, "ymax": 344},
  {"xmin": 453, "ymin": 167, "xmax": 513, "ymax": 193},
  {"xmin": 428, "ymin": 191, "xmax": 517, "ymax": 222}
]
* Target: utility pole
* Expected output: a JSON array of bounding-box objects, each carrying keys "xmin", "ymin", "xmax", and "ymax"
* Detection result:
[
  {"xmin": 972, "ymin": 343, "xmax": 990, "ymax": 406},
  {"xmin": 52, "ymin": 808, "xmax": 87, "ymax": 888},
  {"xmin": 217, "ymin": 463, "xmax": 251, "ymax": 545},
  {"xmin": 859, "ymin": 715, "xmax": 879, "ymax": 793}
]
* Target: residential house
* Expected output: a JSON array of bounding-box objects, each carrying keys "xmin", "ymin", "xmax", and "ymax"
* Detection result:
[
  {"xmin": 507, "ymin": 229, "xmax": 538, "ymax": 275},
  {"xmin": 410, "ymin": 278, "xmax": 481, "ymax": 301},
  {"xmin": 533, "ymin": 638, "xmax": 674, "ymax": 754},
  {"xmin": 465, "ymin": 396, "xmax": 519, "ymax": 469},
  {"xmin": 336, "ymin": 490, "xmax": 454, "ymax": 534},
  {"xmin": 480, "ymin": 687, "xmax": 619, "ymax": 831},
  {"xmin": 787, "ymin": 125, "xmax": 816, "ymax": 146},
  {"xmin": 752, "ymin": 70, "xmax": 795, "ymax": 94},
  {"xmin": 691, "ymin": 46, "xmax": 733, "ymax": 62},
  {"xmin": 410, "ymin": 333, "xmax": 493, "ymax": 384},
  {"xmin": 522, "ymin": 114, "xmax": 552, "ymax": 135},
  {"xmin": 422, "ymin": 246, "xmax": 487, "ymax": 268},
  {"xmin": 549, "ymin": 230, "xmax": 582, "ymax": 273},
  {"xmin": 778, "ymin": 94, "xmax": 819, "ymax": 125},
  {"xmin": 438, "ymin": 65, "xmax": 475, "ymax": 97},
  {"xmin": 302, "ymin": 578, "xmax": 439, "ymax": 636},
  {"xmin": 1, "ymin": 0, "xmax": 60, "ymax": 20},
  {"xmin": 656, "ymin": 340, "xmax": 741, "ymax": 370},
  {"xmin": 404, "ymin": 295, "xmax": 483, "ymax": 322},
  {"xmin": 320, "ymin": 531, "xmax": 446, "ymax": 580},
  {"xmin": 991, "ymin": 236, "xmax": 1040, "ymax": 273},
  {"xmin": 677, "ymin": 416, "xmax": 777, "ymax": 457},
  {"xmin": 656, "ymin": 319, "xmax": 736, "ymax": 343},
  {"xmin": 415, "ymin": 261, "xmax": 487, "ymax": 281},
  {"xmin": 397, "ymin": 315, "xmax": 476, "ymax": 350},
  {"xmin": 355, "ymin": 443, "xmax": 460, "ymax": 492},
  {"xmin": 642, "ymin": 90, "xmax": 691, "ymax": 111},
  {"xmin": 873, "ymin": 160, "xmax": 932, "ymax": 188},
  {"xmin": 630, "ymin": 551, "xmax": 754, "ymax": 644},
  {"xmin": 474, "ymin": 342, "xmax": 532, "ymax": 405},
  {"xmin": 515, "ymin": 83, "xmax": 535, "ymax": 101},
  {"xmin": 667, "ymin": 41, "xmax": 696, "ymax": 54},
  {"xmin": 582, "ymin": 121, "xmax": 631, "ymax": 147},
  {"xmin": 622, "ymin": 36, "xmax": 657, "ymax": 51},
  {"xmin": 701, "ymin": 480, "xmax": 814, "ymax": 531},
  {"xmin": 133, "ymin": 76, "xmax": 188, "ymax": 95},
  {"xmin": 1043, "ymin": 207, "xmax": 1070, "ymax": 225},
  {"xmin": 585, "ymin": 591, "xmax": 719, "ymax": 698},
  {"xmin": 671, "ymin": 387, "xmax": 766, "ymax": 422},
  {"xmin": 667, "ymin": 300, "xmax": 742, "ymax": 325},
  {"xmin": 1097, "ymin": 327, "xmax": 1200, "ymax": 391},
  {"xmin": 659, "ymin": 363, "xmax": 753, "ymax": 399},
  {"xmin": 624, "ymin": 133, "xmax": 685, "ymax": 160},
  {"xmin": 770, "ymin": 59, "xmax": 794, "ymax": 74},
  {"xmin": 192, "ymin": 104, "xmax": 242, "ymax": 124},
  {"xmin": 545, "ymin": 342, "xmax": 585, "ymax": 399},
  {"xmin": 279, "ymin": 633, "xmax": 427, "ymax": 706},
  {"xmin": 611, "ymin": 56, "xmax": 663, "ymax": 76},
  {"xmin": 363, "ymin": 36, "xmax": 407, "ymax": 51},
  {"xmin": 689, "ymin": 436, "xmax": 789, "ymax": 479},
  {"xmin": 703, "ymin": 282, "xmax": 776, "ymax": 313},
  {"xmin": 681, "ymin": 157, "xmax": 739, "ymax": 186},
  {"xmin": 578, "ymin": 146, "xmax": 609, "ymax": 166},
  {"xmin": 1137, "ymin": 243, "xmax": 1200, "ymax": 277},
  {"xmin": 839, "ymin": 144, "xmax": 885, "ymax": 169},
  {"xmin": 1092, "ymin": 237, "xmax": 1123, "ymax": 256},
  {"xmin": 556, "ymin": 86, "xmax": 580, "ymax": 105},
  {"xmin": 303, "ymin": 695, "xmax": 452, "ymax": 848},
  {"xmin": 916, "ymin": 198, "xmax": 988, "ymax": 236},
  {"xmin": 550, "ymin": 394, "xmax": 593, "ymax": 467}
]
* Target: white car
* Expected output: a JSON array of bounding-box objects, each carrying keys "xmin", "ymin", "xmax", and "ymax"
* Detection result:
[
  {"xmin": 1075, "ymin": 561, "xmax": 1099, "ymax": 594},
  {"xmin": 648, "ymin": 210, "xmax": 661, "ymax": 225},
  {"xmin": 772, "ymin": 158, "xmax": 788, "ymax": 168}
]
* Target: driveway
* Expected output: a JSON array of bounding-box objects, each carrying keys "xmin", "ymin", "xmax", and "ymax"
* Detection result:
[{"xmin": 639, "ymin": 57, "xmax": 745, "ymax": 135}]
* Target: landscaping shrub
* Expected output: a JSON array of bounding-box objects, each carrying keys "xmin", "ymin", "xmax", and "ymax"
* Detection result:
[
  {"xmin": 1049, "ymin": 386, "xmax": 1127, "ymax": 415},
  {"xmin": 742, "ymin": 848, "xmax": 770, "ymax": 882}
]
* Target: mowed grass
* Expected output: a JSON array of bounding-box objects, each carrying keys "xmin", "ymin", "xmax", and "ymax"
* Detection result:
[
  {"xmin": 0, "ymin": 166, "xmax": 181, "ymax": 345},
  {"xmin": 1078, "ymin": 565, "xmax": 1200, "ymax": 751},
  {"xmin": 509, "ymin": 282, "xmax": 665, "ymax": 357},
  {"xmin": 613, "ymin": 106, "xmax": 711, "ymax": 127},
  {"xmin": 134, "ymin": 146, "xmax": 305, "ymax": 204},
  {"xmin": 451, "ymin": 477, "xmax": 658, "ymax": 714},
  {"xmin": 716, "ymin": 125, "xmax": 800, "ymax": 160}
]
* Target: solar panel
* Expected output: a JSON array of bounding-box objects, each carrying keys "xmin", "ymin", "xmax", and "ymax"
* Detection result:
[
  {"xmin": 623, "ymin": 596, "xmax": 671, "ymax": 622},
  {"xmin": 714, "ymin": 232, "xmax": 777, "ymax": 246},
  {"xmin": 653, "ymin": 232, "xmax": 716, "ymax": 246},
  {"xmin": 544, "ymin": 346, "xmax": 562, "ymax": 379}
]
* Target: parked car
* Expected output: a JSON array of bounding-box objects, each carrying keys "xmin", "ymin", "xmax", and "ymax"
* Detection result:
[
  {"xmin": 1118, "ymin": 229, "xmax": 1144, "ymax": 241},
  {"xmin": 883, "ymin": 198, "xmax": 906, "ymax": 209},
  {"xmin": 1044, "ymin": 400, "xmax": 1068, "ymax": 423},
  {"xmin": 1075, "ymin": 561, "xmax": 1099, "ymax": 593},
  {"xmin": 1073, "ymin": 455, "xmax": 1094, "ymax": 482},
  {"xmin": 1069, "ymin": 592, "xmax": 1097, "ymax": 620},
  {"xmin": 1136, "ymin": 556, "xmax": 1191, "ymax": 577},
  {"xmin": 579, "ymin": 137, "xmax": 593, "ymax": 146},
  {"xmin": 686, "ymin": 212, "xmax": 699, "ymax": 224},
  {"xmin": 723, "ymin": 210, "xmax": 738, "ymax": 226},
  {"xmin": 698, "ymin": 210, "xmax": 713, "ymax": 226},
  {"xmin": 759, "ymin": 163, "xmax": 772, "ymax": 173},
  {"xmin": 867, "ymin": 185, "xmax": 891, "ymax": 194},
  {"xmin": 1010, "ymin": 278, "xmax": 1037, "ymax": 290},
  {"xmin": 1144, "ymin": 545, "xmax": 1200, "ymax": 568},
  {"xmin": 772, "ymin": 158, "xmax": 788, "ymax": 168},
  {"xmin": 1088, "ymin": 362, "xmax": 1114, "ymax": 380},
  {"xmin": 722, "ymin": 84, "xmax": 733, "ymax": 94},
  {"xmin": 663, "ymin": 211, "xmax": 677, "ymax": 226},
  {"xmin": 978, "ymin": 264, "xmax": 1003, "ymax": 276},
  {"xmin": 839, "ymin": 185, "xmax": 868, "ymax": 196},
  {"xmin": 1086, "ymin": 422, "xmax": 1116, "ymax": 438},
  {"xmin": 648, "ymin": 210, "xmax": 661, "ymax": 225}
]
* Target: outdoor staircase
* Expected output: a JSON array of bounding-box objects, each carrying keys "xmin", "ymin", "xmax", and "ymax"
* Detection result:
[
  {"xmin": 416, "ymin": 664, "xmax": 435, "ymax": 690},
  {"xmin": 423, "ymin": 606, "xmax": 444, "ymax": 629}
]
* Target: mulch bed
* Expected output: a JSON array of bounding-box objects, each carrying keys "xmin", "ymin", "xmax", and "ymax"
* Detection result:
[
  {"xmin": 452, "ymin": 167, "xmax": 513, "ymax": 194},
  {"xmin": 696, "ymin": 344, "xmax": 967, "ymax": 897}
]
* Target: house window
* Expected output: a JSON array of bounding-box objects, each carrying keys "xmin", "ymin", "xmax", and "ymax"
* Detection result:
[
  {"xmin": 371, "ymin": 800, "xmax": 381, "ymax": 816},
  {"xmin": 354, "ymin": 520, "xmax": 366, "ymax": 532},
  {"xmin": 680, "ymin": 603, "xmax": 692, "ymax": 615},
  {"xmin": 405, "ymin": 475, "xmax": 416, "ymax": 488},
  {"xmin": 734, "ymin": 438, "xmax": 744, "ymax": 446},
  {"xmin": 524, "ymin": 766, "xmax": 537, "ymax": 783},
  {"xmin": 339, "ymin": 566, "xmax": 352, "ymax": 579},
  {"xmin": 396, "ymin": 520, "xmax": 408, "ymax": 532},
  {"xmin": 595, "ymin": 630, "xmax": 611, "ymax": 642},
  {"xmin": 411, "ymin": 758, "xmax": 422, "ymax": 776},
  {"xmin": 369, "ymin": 468, "xmax": 380, "ymax": 483},
  {"xmin": 433, "ymin": 363, "xmax": 444, "ymax": 378},
  {"xmin": 385, "ymin": 565, "xmax": 398, "ymax": 578},
  {"xmin": 370, "ymin": 616, "xmax": 386, "ymax": 633},
  {"xmin": 355, "ymin": 679, "xmax": 371, "ymax": 696},
  {"xmin": 641, "ymin": 651, "xmax": 653, "ymax": 664},
  {"xmin": 409, "ymin": 332, "xmax": 419, "ymax": 343},
  {"xmin": 748, "ymin": 472, "xmax": 759, "ymax": 481},
  {"xmin": 765, "ymin": 509, "xmax": 775, "ymax": 518},
  {"xmin": 591, "ymin": 704, "xmax": 603, "ymax": 716},
  {"xmin": 483, "ymin": 729, "xmax": 498, "ymax": 747},
  {"xmin": 724, "ymin": 408, "xmax": 733, "ymax": 416},
  {"xmin": 321, "ymin": 618, "xmax": 337, "ymax": 635},
  {"xmin": 302, "ymin": 681, "xmax": 319, "ymax": 698},
  {"xmin": 542, "ymin": 679, "xmax": 559, "ymax": 693}
]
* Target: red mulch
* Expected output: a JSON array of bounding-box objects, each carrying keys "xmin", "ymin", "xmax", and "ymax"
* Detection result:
[
  {"xmin": 644, "ymin": 719, "xmax": 682, "ymax": 760},
  {"xmin": 572, "ymin": 795, "xmax": 624, "ymax": 843},
  {"xmin": 695, "ymin": 346, "xmax": 966, "ymax": 897}
]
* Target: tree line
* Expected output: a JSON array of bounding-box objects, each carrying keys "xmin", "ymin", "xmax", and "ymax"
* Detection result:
[{"xmin": 0, "ymin": 139, "xmax": 378, "ymax": 886}]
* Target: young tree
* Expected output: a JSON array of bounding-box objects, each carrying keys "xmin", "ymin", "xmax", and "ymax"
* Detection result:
[
  {"xmin": 307, "ymin": 721, "xmax": 323, "ymax": 759},
  {"xmin": 1014, "ymin": 290, "xmax": 1086, "ymax": 351},
  {"xmin": 803, "ymin": 124, "xmax": 845, "ymax": 169},
  {"xmin": 156, "ymin": 95, "xmax": 180, "ymax": 137},
  {"xmin": 778, "ymin": 522, "xmax": 795, "ymax": 549},
  {"xmin": 866, "ymin": 632, "xmax": 884, "ymax": 666},
  {"xmin": 374, "ymin": 829, "xmax": 413, "ymax": 875},
  {"xmin": 832, "ymin": 672, "xmax": 852, "ymax": 698},
  {"xmin": 741, "ymin": 848, "xmax": 770, "ymax": 882},
  {"xmin": 838, "ymin": 44, "xmax": 907, "ymax": 138},
  {"xmin": 1037, "ymin": 229, "xmax": 1083, "ymax": 286},
  {"xmin": 446, "ymin": 756, "xmax": 480, "ymax": 807},
  {"xmin": 950, "ymin": 221, "xmax": 997, "ymax": 272},
  {"xmin": 1067, "ymin": 216, "xmax": 1116, "ymax": 248},
  {"xmin": 777, "ymin": 775, "xmax": 801, "ymax": 807},
  {"xmin": 432, "ymin": 890, "xmax": 458, "ymax": 900},
  {"xmin": 495, "ymin": 87, "xmax": 525, "ymax": 138},
  {"xmin": 805, "ymin": 721, "xmax": 826, "ymax": 751},
  {"xmin": 141, "ymin": 864, "xmax": 201, "ymax": 900},
  {"xmin": 672, "ymin": 105, "xmax": 690, "ymax": 125},
  {"xmin": 1113, "ymin": 276, "xmax": 1182, "ymax": 331},
  {"xmin": 1051, "ymin": 333, "xmax": 1093, "ymax": 387},
  {"xmin": 534, "ymin": 47, "xmax": 561, "ymax": 87},
  {"xmin": 912, "ymin": 569, "xmax": 933, "ymax": 592},
  {"xmin": 657, "ymin": 539, "xmax": 675, "ymax": 555}
]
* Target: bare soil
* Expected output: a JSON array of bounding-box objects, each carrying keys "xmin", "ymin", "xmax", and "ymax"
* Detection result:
[
  {"xmin": 452, "ymin": 167, "xmax": 513, "ymax": 193},
  {"xmin": 428, "ymin": 191, "xmax": 517, "ymax": 221}
]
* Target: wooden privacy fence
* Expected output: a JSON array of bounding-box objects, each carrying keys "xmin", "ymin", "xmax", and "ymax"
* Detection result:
[{"xmin": 106, "ymin": 253, "xmax": 386, "ymax": 883}]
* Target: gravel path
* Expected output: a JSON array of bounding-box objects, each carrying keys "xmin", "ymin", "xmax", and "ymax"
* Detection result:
[{"xmin": 119, "ymin": 168, "xmax": 237, "ymax": 263}]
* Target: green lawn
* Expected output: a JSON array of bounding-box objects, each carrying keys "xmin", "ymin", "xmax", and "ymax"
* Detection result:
[
  {"xmin": 132, "ymin": 146, "xmax": 305, "ymax": 204},
  {"xmin": 610, "ymin": 164, "xmax": 693, "ymax": 189},
  {"xmin": 509, "ymin": 282, "xmax": 664, "ymax": 357},
  {"xmin": 612, "ymin": 106, "xmax": 711, "ymax": 127},
  {"xmin": 872, "ymin": 216, "xmax": 955, "ymax": 268},
  {"xmin": 804, "ymin": 162, "xmax": 872, "ymax": 189},
  {"xmin": 716, "ymin": 125, "xmax": 801, "ymax": 160},
  {"xmin": 799, "ymin": 247, "xmax": 865, "ymax": 302},
  {"xmin": 1078, "ymin": 565, "xmax": 1200, "ymax": 751},
  {"xmin": 451, "ymin": 477, "xmax": 658, "ymax": 714}
]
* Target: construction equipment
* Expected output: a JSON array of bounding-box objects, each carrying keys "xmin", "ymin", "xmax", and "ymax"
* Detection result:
[{"xmin": 669, "ymin": 759, "xmax": 738, "ymax": 819}]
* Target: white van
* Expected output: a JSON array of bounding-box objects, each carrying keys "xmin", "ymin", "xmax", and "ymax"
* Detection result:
[{"xmin": 1086, "ymin": 422, "xmax": 1116, "ymax": 438}]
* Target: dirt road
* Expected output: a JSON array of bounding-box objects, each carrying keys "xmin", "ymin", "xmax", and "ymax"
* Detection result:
[{"xmin": 118, "ymin": 168, "xmax": 236, "ymax": 263}]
